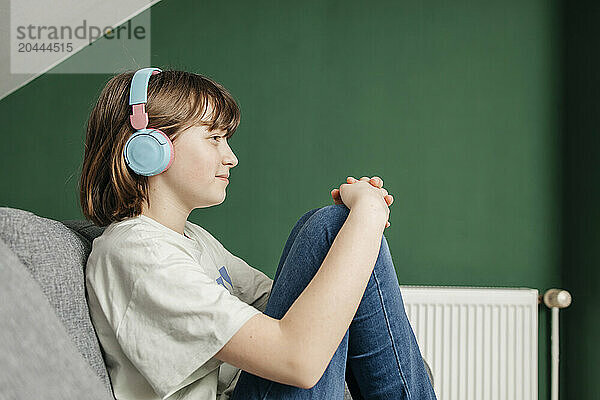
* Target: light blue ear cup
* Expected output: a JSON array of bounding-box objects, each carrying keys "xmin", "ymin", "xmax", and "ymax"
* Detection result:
[
  {"xmin": 124, "ymin": 67, "xmax": 174, "ymax": 177},
  {"xmin": 124, "ymin": 128, "xmax": 174, "ymax": 176}
]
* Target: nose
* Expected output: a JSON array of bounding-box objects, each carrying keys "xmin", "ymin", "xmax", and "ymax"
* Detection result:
[{"xmin": 222, "ymin": 141, "xmax": 238, "ymax": 168}]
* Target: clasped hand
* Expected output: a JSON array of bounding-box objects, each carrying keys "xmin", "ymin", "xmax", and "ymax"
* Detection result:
[{"xmin": 330, "ymin": 176, "xmax": 394, "ymax": 228}]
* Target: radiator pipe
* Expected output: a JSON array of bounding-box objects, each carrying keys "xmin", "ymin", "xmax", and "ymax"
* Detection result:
[{"xmin": 542, "ymin": 289, "xmax": 572, "ymax": 400}]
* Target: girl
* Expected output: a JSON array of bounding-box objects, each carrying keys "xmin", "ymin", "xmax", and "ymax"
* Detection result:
[{"xmin": 80, "ymin": 67, "xmax": 436, "ymax": 400}]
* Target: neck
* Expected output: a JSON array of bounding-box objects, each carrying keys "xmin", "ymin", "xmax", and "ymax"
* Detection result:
[{"xmin": 141, "ymin": 195, "xmax": 191, "ymax": 237}]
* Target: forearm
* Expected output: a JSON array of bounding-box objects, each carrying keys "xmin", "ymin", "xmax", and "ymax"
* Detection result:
[{"xmin": 279, "ymin": 205, "xmax": 386, "ymax": 385}]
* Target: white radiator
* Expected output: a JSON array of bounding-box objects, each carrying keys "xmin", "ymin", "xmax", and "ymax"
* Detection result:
[{"xmin": 400, "ymin": 286, "xmax": 539, "ymax": 400}]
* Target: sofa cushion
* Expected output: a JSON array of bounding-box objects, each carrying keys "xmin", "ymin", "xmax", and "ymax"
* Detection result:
[
  {"xmin": 0, "ymin": 238, "xmax": 113, "ymax": 400},
  {"xmin": 0, "ymin": 207, "xmax": 112, "ymax": 396},
  {"xmin": 61, "ymin": 218, "xmax": 106, "ymax": 243}
]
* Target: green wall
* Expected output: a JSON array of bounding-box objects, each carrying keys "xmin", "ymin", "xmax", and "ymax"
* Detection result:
[
  {"xmin": 1, "ymin": 1, "xmax": 578, "ymax": 398},
  {"xmin": 563, "ymin": 2, "xmax": 599, "ymax": 400}
]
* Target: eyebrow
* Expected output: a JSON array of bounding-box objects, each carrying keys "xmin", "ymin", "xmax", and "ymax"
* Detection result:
[{"xmin": 206, "ymin": 131, "xmax": 227, "ymax": 137}]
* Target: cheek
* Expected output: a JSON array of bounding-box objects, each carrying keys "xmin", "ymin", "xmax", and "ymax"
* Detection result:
[{"xmin": 171, "ymin": 147, "xmax": 215, "ymax": 181}]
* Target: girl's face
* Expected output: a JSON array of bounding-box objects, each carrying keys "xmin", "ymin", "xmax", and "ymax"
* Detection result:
[{"xmin": 159, "ymin": 124, "xmax": 238, "ymax": 210}]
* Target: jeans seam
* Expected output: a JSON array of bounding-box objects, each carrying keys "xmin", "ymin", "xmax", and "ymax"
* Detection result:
[
  {"xmin": 260, "ymin": 381, "xmax": 274, "ymax": 400},
  {"xmin": 373, "ymin": 268, "xmax": 412, "ymax": 400}
]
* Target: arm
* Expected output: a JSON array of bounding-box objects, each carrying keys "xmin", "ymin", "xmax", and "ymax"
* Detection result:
[
  {"xmin": 280, "ymin": 204, "xmax": 386, "ymax": 387},
  {"xmin": 214, "ymin": 204, "xmax": 386, "ymax": 389}
]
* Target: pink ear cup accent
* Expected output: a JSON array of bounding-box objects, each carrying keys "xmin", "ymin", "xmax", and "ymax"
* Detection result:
[{"xmin": 155, "ymin": 130, "xmax": 174, "ymax": 171}]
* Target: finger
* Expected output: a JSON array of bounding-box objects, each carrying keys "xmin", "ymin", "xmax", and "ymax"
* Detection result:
[
  {"xmin": 385, "ymin": 194, "xmax": 394, "ymax": 206},
  {"xmin": 380, "ymin": 188, "xmax": 388, "ymax": 197},
  {"xmin": 347, "ymin": 176, "xmax": 357, "ymax": 183},
  {"xmin": 331, "ymin": 189, "xmax": 343, "ymax": 205},
  {"xmin": 370, "ymin": 176, "xmax": 383, "ymax": 187},
  {"xmin": 385, "ymin": 221, "xmax": 390, "ymax": 228},
  {"xmin": 359, "ymin": 176, "xmax": 370, "ymax": 181},
  {"xmin": 368, "ymin": 178, "xmax": 382, "ymax": 188}
]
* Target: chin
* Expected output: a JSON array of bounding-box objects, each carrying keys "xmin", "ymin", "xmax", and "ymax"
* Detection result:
[
  {"xmin": 193, "ymin": 191, "xmax": 226, "ymax": 208},
  {"xmin": 215, "ymin": 193, "xmax": 227, "ymax": 205}
]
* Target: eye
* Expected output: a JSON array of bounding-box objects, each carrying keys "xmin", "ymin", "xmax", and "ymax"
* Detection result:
[{"xmin": 210, "ymin": 135, "xmax": 222, "ymax": 142}]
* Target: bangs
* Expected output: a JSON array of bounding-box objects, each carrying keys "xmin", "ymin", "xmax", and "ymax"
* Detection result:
[{"xmin": 185, "ymin": 77, "xmax": 241, "ymax": 138}]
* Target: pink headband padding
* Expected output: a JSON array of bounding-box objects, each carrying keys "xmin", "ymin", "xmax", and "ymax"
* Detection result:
[{"xmin": 130, "ymin": 104, "xmax": 148, "ymax": 130}]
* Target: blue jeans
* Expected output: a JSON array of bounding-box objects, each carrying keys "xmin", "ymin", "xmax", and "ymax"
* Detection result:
[{"xmin": 230, "ymin": 204, "xmax": 436, "ymax": 400}]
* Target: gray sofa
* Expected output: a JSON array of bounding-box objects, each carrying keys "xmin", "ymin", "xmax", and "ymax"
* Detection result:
[
  {"xmin": 0, "ymin": 207, "xmax": 361, "ymax": 399},
  {"xmin": 0, "ymin": 207, "xmax": 114, "ymax": 400}
]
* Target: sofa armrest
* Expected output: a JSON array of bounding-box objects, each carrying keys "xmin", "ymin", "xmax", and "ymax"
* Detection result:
[{"xmin": 0, "ymin": 239, "xmax": 114, "ymax": 400}]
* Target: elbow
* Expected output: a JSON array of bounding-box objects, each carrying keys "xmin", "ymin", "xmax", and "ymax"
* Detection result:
[
  {"xmin": 279, "ymin": 320, "xmax": 324, "ymax": 389},
  {"xmin": 303, "ymin": 376, "xmax": 321, "ymax": 390},
  {"xmin": 291, "ymin": 354, "xmax": 323, "ymax": 390},
  {"xmin": 298, "ymin": 371, "xmax": 319, "ymax": 390}
]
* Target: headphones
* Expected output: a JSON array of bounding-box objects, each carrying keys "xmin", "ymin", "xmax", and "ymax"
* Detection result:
[{"xmin": 124, "ymin": 67, "xmax": 174, "ymax": 176}]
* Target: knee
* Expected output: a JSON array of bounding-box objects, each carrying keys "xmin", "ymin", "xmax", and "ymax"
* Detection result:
[
  {"xmin": 302, "ymin": 204, "xmax": 351, "ymax": 241},
  {"xmin": 298, "ymin": 204, "xmax": 349, "ymax": 224},
  {"xmin": 314, "ymin": 204, "xmax": 350, "ymax": 221},
  {"xmin": 309, "ymin": 205, "xmax": 388, "ymax": 243}
]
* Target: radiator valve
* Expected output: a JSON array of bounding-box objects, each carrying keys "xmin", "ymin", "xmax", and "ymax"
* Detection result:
[{"xmin": 543, "ymin": 288, "xmax": 572, "ymax": 309}]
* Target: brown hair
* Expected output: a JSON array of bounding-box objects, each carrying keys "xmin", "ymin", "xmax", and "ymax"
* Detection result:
[{"xmin": 79, "ymin": 69, "xmax": 241, "ymax": 227}]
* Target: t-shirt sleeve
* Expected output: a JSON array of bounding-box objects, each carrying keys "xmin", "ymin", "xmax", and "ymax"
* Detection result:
[
  {"xmin": 115, "ymin": 250, "xmax": 262, "ymax": 399},
  {"xmin": 212, "ymin": 239, "xmax": 273, "ymax": 313}
]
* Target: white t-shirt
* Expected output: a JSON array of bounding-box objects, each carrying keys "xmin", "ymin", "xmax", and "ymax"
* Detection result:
[{"xmin": 86, "ymin": 214, "xmax": 273, "ymax": 400}]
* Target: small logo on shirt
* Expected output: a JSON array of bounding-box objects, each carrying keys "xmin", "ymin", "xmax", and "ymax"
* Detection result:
[{"xmin": 216, "ymin": 266, "xmax": 232, "ymax": 290}]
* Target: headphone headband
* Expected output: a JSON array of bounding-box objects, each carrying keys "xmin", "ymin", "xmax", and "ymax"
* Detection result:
[
  {"xmin": 124, "ymin": 67, "xmax": 174, "ymax": 176},
  {"xmin": 129, "ymin": 67, "xmax": 162, "ymax": 130}
]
